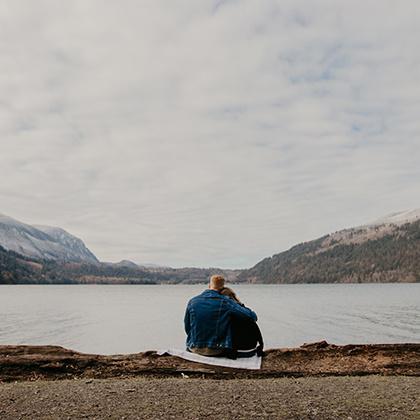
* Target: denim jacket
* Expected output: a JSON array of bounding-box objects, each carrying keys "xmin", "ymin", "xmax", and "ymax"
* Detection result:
[{"xmin": 184, "ymin": 289, "xmax": 257, "ymax": 350}]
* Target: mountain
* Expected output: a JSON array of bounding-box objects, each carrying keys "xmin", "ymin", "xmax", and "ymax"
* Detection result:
[
  {"xmin": 3, "ymin": 209, "xmax": 420, "ymax": 285},
  {"xmin": 238, "ymin": 209, "xmax": 420, "ymax": 284},
  {"xmin": 0, "ymin": 215, "xmax": 238, "ymax": 283},
  {"xmin": 0, "ymin": 214, "xmax": 98, "ymax": 263}
]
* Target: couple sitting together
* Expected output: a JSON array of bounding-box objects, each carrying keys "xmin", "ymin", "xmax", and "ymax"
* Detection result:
[{"xmin": 184, "ymin": 275, "xmax": 264, "ymax": 358}]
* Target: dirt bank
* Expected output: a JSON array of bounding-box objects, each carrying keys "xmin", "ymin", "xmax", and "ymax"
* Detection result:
[
  {"xmin": 0, "ymin": 341, "xmax": 419, "ymax": 382},
  {"xmin": 0, "ymin": 376, "xmax": 419, "ymax": 419}
]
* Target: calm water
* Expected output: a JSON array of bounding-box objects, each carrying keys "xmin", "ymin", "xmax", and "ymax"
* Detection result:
[{"xmin": 0, "ymin": 284, "xmax": 419, "ymax": 354}]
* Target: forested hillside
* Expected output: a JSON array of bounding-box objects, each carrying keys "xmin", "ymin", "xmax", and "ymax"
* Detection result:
[
  {"xmin": 0, "ymin": 246, "xmax": 41, "ymax": 284},
  {"xmin": 0, "ymin": 246, "xmax": 239, "ymax": 285},
  {"xmin": 238, "ymin": 220, "xmax": 420, "ymax": 283}
]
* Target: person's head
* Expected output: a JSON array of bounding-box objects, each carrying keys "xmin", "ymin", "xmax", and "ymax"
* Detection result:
[
  {"xmin": 209, "ymin": 274, "xmax": 225, "ymax": 291},
  {"xmin": 219, "ymin": 287, "xmax": 242, "ymax": 304}
]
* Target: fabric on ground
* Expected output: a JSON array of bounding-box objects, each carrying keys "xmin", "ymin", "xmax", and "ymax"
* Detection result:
[{"xmin": 156, "ymin": 349, "xmax": 262, "ymax": 370}]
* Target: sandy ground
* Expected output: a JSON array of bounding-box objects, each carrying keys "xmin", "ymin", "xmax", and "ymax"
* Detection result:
[{"xmin": 0, "ymin": 376, "xmax": 419, "ymax": 419}]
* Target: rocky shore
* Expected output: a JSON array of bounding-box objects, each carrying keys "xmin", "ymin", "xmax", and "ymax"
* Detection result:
[{"xmin": 0, "ymin": 341, "xmax": 419, "ymax": 382}]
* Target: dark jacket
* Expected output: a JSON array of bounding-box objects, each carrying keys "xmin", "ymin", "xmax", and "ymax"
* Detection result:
[{"xmin": 184, "ymin": 289, "xmax": 257, "ymax": 350}]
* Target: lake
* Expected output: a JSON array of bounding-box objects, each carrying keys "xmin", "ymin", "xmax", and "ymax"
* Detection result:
[{"xmin": 0, "ymin": 284, "xmax": 419, "ymax": 354}]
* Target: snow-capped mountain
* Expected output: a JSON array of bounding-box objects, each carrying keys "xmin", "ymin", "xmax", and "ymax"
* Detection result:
[{"xmin": 0, "ymin": 214, "xmax": 98, "ymax": 263}]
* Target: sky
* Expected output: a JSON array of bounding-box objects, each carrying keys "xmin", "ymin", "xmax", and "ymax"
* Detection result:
[{"xmin": 1, "ymin": 1, "xmax": 420, "ymax": 268}]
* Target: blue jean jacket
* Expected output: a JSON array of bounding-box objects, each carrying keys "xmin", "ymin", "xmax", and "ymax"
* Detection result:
[{"xmin": 184, "ymin": 289, "xmax": 257, "ymax": 350}]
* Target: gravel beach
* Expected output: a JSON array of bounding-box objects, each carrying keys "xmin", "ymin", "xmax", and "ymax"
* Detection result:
[
  {"xmin": 1, "ymin": 376, "xmax": 419, "ymax": 419},
  {"xmin": 1, "ymin": 342, "xmax": 418, "ymax": 419}
]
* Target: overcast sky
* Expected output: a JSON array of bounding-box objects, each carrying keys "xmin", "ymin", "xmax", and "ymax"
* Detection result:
[{"xmin": 1, "ymin": 1, "xmax": 420, "ymax": 268}]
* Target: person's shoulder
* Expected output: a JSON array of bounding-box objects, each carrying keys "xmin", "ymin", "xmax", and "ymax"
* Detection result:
[
  {"xmin": 198, "ymin": 289, "xmax": 222, "ymax": 298},
  {"xmin": 188, "ymin": 289, "xmax": 227, "ymax": 303},
  {"xmin": 188, "ymin": 289, "xmax": 210, "ymax": 303}
]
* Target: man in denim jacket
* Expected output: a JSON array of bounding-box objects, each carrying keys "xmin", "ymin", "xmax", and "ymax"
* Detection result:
[{"xmin": 184, "ymin": 275, "xmax": 257, "ymax": 356}]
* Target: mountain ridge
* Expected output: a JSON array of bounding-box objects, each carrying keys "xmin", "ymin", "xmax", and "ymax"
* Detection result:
[
  {"xmin": 368, "ymin": 208, "xmax": 420, "ymax": 226},
  {"xmin": 0, "ymin": 214, "xmax": 98, "ymax": 264},
  {"xmin": 238, "ymin": 209, "xmax": 420, "ymax": 283}
]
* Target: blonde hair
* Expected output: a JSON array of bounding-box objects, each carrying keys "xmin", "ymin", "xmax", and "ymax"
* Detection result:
[
  {"xmin": 219, "ymin": 287, "xmax": 242, "ymax": 304},
  {"xmin": 209, "ymin": 275, "xmax": 225, "ymax": 290}
]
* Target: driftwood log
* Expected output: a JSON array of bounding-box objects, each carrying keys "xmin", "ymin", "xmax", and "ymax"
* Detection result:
[{"xmin": 0, "ymin": 341, "xmax": 419, "ymax": 382}]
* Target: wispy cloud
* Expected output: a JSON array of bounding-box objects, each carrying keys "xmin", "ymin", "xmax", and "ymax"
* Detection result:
[{"xmin": 1, "ymin": 1, "xmax": 419, "ymax": 267}]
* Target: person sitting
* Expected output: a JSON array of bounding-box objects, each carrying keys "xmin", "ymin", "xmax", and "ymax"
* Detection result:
[
  {"xmin": 219, "ymin": 287, "xmax": 264, "ymax": 357},
  {"xmin": 184, "ymin": 275, "xmax": 257, "ymax": 357}
]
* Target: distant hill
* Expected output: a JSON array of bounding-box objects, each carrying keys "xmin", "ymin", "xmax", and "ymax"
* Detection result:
[
  {"xmin": 0, "ymin": 248, "xmax": 240, "ymax": 284},
  {"xmin": 0, "ymin": 239, "xmax": 239, "ymax": 285},
  {"xmin": 238, "ymin": 210, "xmax": 420, "ymax": 283},
  {"xmin": 103, "ymin": 260, "xmax": 140, "ymax": 269},
  {"xmin": 0, "ymin": 245, "xmax": 158, "ymax": 284},
  {"xmin": 0, "ymin": 214, "xmax": 98, "ymax": 263}
]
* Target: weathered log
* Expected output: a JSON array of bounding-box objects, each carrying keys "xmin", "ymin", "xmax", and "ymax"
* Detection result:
[{"xmin": 0, "ymin": 342, "xmax": 419, "ymax": 382}]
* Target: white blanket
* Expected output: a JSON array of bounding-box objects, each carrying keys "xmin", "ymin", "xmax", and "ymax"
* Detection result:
[{"xmin": 157, "ymin": 349, "xmax": 262, "ymax": 370}]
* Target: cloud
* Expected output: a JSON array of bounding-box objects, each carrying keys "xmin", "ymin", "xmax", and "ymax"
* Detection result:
[{"xmin": 1, "ymin": 0, "xmax": 420, "ymax": 267}]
